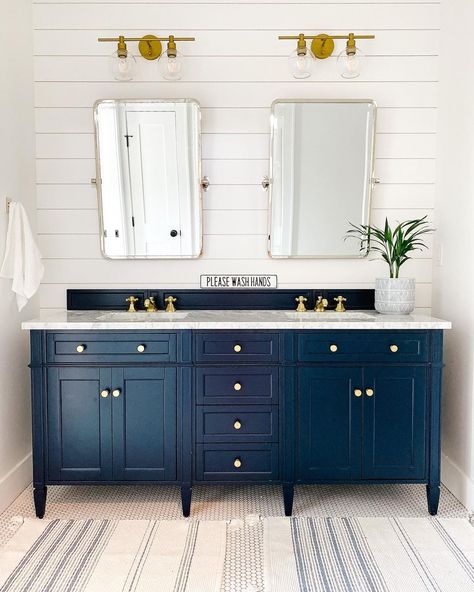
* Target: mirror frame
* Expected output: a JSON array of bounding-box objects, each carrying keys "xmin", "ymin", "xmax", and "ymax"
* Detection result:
[
  {"xmin": 93, "ymin": 98, "xmax": 203, "ymax": 260},
  {"xmin": 267, "ymin": 98, "xmax": 377, "ymax": 259}
]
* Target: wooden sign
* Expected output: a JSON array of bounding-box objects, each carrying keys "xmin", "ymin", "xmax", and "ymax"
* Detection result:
[{"xmin": 200, "ymin": 275, "xmax": 278, "ymax": 289}]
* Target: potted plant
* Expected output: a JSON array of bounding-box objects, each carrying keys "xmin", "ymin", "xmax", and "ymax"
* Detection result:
[{"xmin": 345, "ymin": 216, "xmax": 434, "ymax": 314}]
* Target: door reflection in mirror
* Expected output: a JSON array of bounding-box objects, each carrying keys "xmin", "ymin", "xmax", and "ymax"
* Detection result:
[{"xmin": 94, "ymin": 100, "xmax": 202, "ymax": 259}]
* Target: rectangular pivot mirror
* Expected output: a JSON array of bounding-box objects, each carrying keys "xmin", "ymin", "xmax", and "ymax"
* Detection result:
[
  {"xmin": 269, "ymin": 100, "xmax": 376, "ymax": 258},
  {"xmin": 94, "ymin": 99, "xmax": 202, "ymax": 259}
]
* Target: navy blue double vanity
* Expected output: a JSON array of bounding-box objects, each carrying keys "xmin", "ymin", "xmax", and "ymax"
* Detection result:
[{"xmin": 24, "ymin": 289, "xmax": 450, "ymax": 518}]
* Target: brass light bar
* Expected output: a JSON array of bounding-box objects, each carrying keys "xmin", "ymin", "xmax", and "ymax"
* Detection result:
[
  {"xmin": 279, "ymin": 32, "xmax": 375, "ymax": 59},
  {"xmin": 98, "ymin": 35, "xmax": 195, "ymax": 61}
]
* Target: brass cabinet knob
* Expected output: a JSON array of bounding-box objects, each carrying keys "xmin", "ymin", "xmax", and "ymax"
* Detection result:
[
  {"xmin": 366, "ymin": 388, "xmax": 374, "ymax": 397},
  {"xmin": 112, "ymin": 389, "xmax": 121, "ymax": 398},
  {"xmin": 137, "ymin": 344, "xmax": 146, "ymax": 353},
  {"xmin": 100, "ymin": 389, "xmax": 110, "ymax": 399},
  {"xmin": 354, "ymin": 389, "xmax": 362, "ymax": 397},
  {"xmin": 76, "ymin": 344, "xmax": 86, "ymax": 353},
  {"xmin": 233, "ymin": 382, "xmax": 242, "ymax": 391},
  {"xmin": 233, "ymin": 420, "xmax": 242, "ymax": 430},
  {"xmin": 329, "ymin": 344, "xmax": 338, "ymax": 353},
  {"xmin": 390, "ymin": 344, "xmax": 399, "ymax": 353},
  {"xmin": 233, "ymin": 458, "xmax": 242, "ymax": 468},
  {"xmin": 234, "ymin": 344, "xmax": 242, "ymax": 353}
]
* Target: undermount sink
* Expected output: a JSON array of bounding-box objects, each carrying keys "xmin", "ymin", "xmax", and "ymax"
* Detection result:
[
  {"xmin": 98, "ymin": 311, "xmax": 189, "ymax": 321},
  {"xmin": 285, "ymin": 311, "xmax": 374, "ymax": 320}
]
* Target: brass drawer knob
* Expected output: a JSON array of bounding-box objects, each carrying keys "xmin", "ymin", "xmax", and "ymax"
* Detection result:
[
  {"xmin": 100, "ymin": 389, "xmax": 110, "ymax": 399},
  {"xmin": 234, "ymin": 344, "xmax": 242, "ymax": 353},
  {"xmin": 366, "ymin": 388, "xmax": 374, "ymax": 397},
  {"xmin": 233, "ymin": 458, "xmax": 242, "ymax": 468},
  {"xmin": 390, "ymin": 344, "xmax": 399, "ymax": 353},
  {"xmin": 329, "ymin": 344, "xmax": 338, "ymax": 353},
  {"xmin": 233, "ymin": 420, "xmax": 242, "ymax": 430},
  {"xmin": 112, "ymin": 389, "xmax": 121, "ymax": 398},
  {"xmin": 234, "ymin": 382, "xmax": 242, "ymax": 391},
  {"xmin": 354, "ymin": 389, "xmax": 362, "ymax": 398},
  {"xmin": 137, "ymin": 344, "xmax": 146, "ymax": 353},
  {"xmin": 76, "ymin": 344, "xmax": 86, "ymax": 353}
]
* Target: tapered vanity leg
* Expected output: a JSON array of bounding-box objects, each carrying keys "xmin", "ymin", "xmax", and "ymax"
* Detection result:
[
  {"xmin": 181, "ymin": 485, "xmax": 192, "ymax": 517},
  {"xmin": 283, "ymin": 484, "xmax": 294, "ymax": 517},
  {"xmin": 34, "ymin": 486, "xmax": 47, "ymax": 519},
  {"xmin": 426, "ymin": 483, "xmax": 440, "ymax": 516}
]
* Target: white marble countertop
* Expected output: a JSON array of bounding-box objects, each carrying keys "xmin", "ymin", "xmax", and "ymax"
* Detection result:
[{"xmin": 22, "ymin": 309, "xmax": 452, "ymax": 330}]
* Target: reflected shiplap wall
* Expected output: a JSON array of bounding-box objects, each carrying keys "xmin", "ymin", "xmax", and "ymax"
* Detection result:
[{"xmin": 33, "ymin": 1, "xmax": 438, "ymax": 312}]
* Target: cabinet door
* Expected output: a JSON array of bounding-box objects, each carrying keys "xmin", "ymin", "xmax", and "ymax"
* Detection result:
[
  {"xmin": 112, "ymin": 367, "xmax": 177, "ymax": 481},
  {"xmin": 47, "ymin": 367, "xmax": 112, "ymax": 481},
  {"xmin": 362, "ymin": 366, "xmax": 427, "ymax": 480},
  {"xmin": 297, "ymin": 367, "xmax": 363, "ymax": 480}
]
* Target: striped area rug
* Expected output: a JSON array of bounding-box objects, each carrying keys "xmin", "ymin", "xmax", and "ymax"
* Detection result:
[
  {"xmin": 265, "ymin": 517, "xmax": 474, "ymax": 591},
  {"xmin": 0, "ymin": 519, "xmax": 226, "ymax": 592}
]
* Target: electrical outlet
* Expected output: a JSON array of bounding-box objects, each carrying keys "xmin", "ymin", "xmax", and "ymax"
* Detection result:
[{"xmin": 435, "ymin": 242, "xmax": 444, "ymax": 266}]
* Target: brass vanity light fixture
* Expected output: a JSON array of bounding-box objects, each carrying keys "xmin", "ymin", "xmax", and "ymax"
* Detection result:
[
  {"xmin": 278, "ymin": 33, "xmax": 375, "ymax": 80},
  {"xmin": 98, "ymin": 35, "xmax": 195, "ymax": 81}
]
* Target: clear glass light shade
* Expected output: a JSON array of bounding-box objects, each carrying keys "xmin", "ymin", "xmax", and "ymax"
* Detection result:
[
  {"xmin": 109, "ymin": 51, "xmax": 136, "ymax": 81},
  {"xmin": 337, "ymin": 47, "xmax": 364, "ymax": 79},
  {"xmin": 159, "ymin": 50, "xmax": 184, "ymax": 81},
  {"xmin": 288, "ymin": 49, "xmax": 314, "ymax": 79}
]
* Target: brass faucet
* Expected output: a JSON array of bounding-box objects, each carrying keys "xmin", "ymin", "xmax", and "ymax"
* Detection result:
[
  {"xmin": 314, "ymin": 295, "xmax": 328, "ymax": 312},
  {"xmin": 295, "ymin": 295, "xmax": 308, "ymax": 312},
  {"xmin": 144, "ymin": 297, "xmax": 157, "ymax": 312},
  {"xmin": 126, "ymin": 296, "xmax": 139, "ymax": 312},
  {"xmin": 334, "ymin": 295, "xmax": 347, "ymax": 312},
  {"xmin": 165, "ymin": 296, "xmax": 177, "ymax": 313}
]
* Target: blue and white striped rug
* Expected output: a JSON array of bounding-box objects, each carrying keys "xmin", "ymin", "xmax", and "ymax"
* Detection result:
[
  {"xmin": 265, "ymin": 517, "xmax": 474, "ymax": 591},
  {"xmin": 0, "ymin": 519, "xmax": 226, "ymax": 592}
]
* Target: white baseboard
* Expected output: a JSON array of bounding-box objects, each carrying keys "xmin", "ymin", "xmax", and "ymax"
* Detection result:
[
  {"xmin": 0, "ymin": 453, "xmax": 32, "ymax": 515},
  {"xmin": 441, "ymin": 451, "xmax": 474, "ymax": 512}
]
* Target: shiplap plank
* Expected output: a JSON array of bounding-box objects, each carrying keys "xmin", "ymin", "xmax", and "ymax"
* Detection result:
[
  {"xmin": 33, "ymin": 29, "xmax": 439, "ymax": 57},
  {"xmin": 375, "ymin": 134, "xmax": 436, "ymax": 159},
  {"xmin": 34, "ymin": 82, "xmax": 438, "ymax": 109},
  {"xmin": 35, "ymin": 107, "xmax": 437, "ymax": 134},
  {"xmin": 38, "ymin": 234, "xmax": 270, "ymax": 260},
  {"xmin": 371, "ymin": 184, "xmax": 435, "ymax": 209},
  {"xmin": 34, "ymin": 55, "xmax": 438, "ymax": 83},
  {"xmin": 37, "ymin": 184, "xmax": 98, "ymax": 209},
  {"xmin": 41, "ymin": 257, "xmax": 433, "ymax": 284},
  {"xmin": 203, "ymin": 210, "xmax": 267, "ymax": 234},
  {"xmin": 375, "ymin": 159, "xmax": 435, "ymax": 184},
  {"xmin": 36, "ymin": 132, "xmax": 436, "ymax": 160},
  {"xmin": 38, "ymin": 209, "xmax": 99, "ymax": 234},
  {"xmin": 33, "ymin": 4, "xmax": 439, "ymax": 31}
]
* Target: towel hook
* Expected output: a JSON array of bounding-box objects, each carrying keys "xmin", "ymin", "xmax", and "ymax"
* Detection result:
[{"xmin": 5, "ymin": 198, "xmax": 12, "ymax": 214}]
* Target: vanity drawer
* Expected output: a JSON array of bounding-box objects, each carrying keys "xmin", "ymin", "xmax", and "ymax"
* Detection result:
[
  {"xmin": 196, "ymin": 367, "xmax": 279, "ymax": 405},
  {"xmin": 47, "ymin": 332, "xmax": 177, "ymax": 363},
  {"xmin": 297, "ymin": 331, "xmax": 429, "ymax": 363},
  {"xmin": 195, "ymin": 332, "xmax": 279, "ymax": 363},
  {"xmin": 195, "ymin": 443, "xmax": 279, "ymax": 481},
  {"xmin": 196, "ymin": 406, "xmax": 278, "ymax": 443}
]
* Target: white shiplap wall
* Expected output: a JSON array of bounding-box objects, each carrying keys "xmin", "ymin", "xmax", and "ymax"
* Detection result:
[{"xmin": 33, "ymin": 1, "xmax": 438, "ymax": 312}]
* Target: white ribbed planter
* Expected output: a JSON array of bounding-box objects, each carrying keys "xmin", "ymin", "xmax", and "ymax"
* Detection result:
[{"xmin": 374, "ymin": 278, "xmax": 415, "ymax": 315}]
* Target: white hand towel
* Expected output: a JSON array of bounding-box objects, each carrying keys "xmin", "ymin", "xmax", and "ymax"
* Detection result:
[{"xmin": 0, "ymin": 201, "xmax": 44, "ymax": 311}]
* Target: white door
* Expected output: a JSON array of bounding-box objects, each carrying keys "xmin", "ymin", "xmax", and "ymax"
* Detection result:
[{"xmin": 126, "ymin": 110, "xmax": 182, "ymax": 257}]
